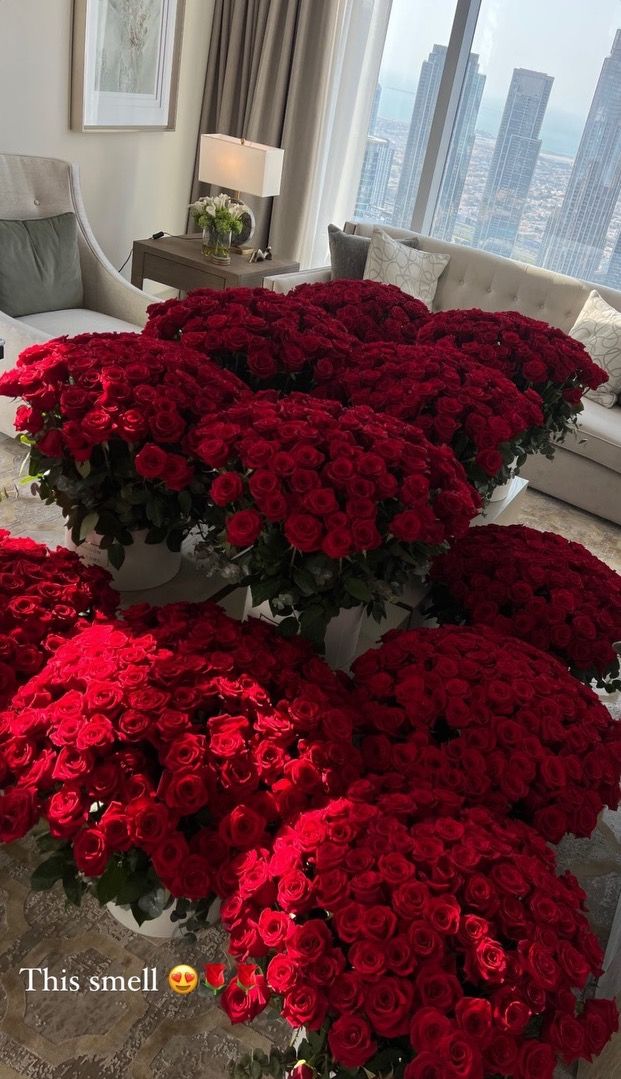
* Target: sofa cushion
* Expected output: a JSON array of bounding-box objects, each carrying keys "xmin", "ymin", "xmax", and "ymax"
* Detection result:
[
  {"xmin": 363, "ymin": 228, "xmax": 449, "ymax": 307},
  {"xmin": 0, "ymin": 213, "xmax": 83, "ymax": 317},
  {"xmin": 16, "ymin": 309, "xmax": 142, "ymax": 336},
  {"xmin": 570, "ymin": 290, "xmax": 621, "ymax": 407},
  {"xmin": 565, "ymin": 397, "xmax": 621, "ymax": 473},
  {"xmin": 328, "ymin": 223, "xmax": 418, "ymax": 279}
]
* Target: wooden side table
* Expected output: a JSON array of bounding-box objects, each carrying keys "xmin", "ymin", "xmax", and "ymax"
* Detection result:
[{"xmin": 131, "ymin": 234, "xmax": 299, "ymax": 293}]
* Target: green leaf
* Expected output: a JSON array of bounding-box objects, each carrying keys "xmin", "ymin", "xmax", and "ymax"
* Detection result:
[
  {"xmin": 94, "ymin": 859, "xmax": 127, "ymax": 904},
  {"xmin": 250, "ymin": 577, "xmax": 288, "ymax": 606},
  {"xmin": 278, "ymin": 616, "xmax": 300, "ymax": 638},
  {"xmin": 115, "ymin": 876, "xmax": 149, "ymax": 905},
  {"xmin": 292, "ymin": 567, "xmax": 317, "ymax": 596},
  {"xmin": 31, "ymin": 855, "xmax": 68, "ymax": 891},
  {"xmin": 107, "ymin": 542, "xmax": 125, "ymax": 570},
  {"xmin": 178, "ymin": 490, "xmax": 192, "ymax": 516},
  {"xmin": 344, "ymin": 577, "xmax": 372, "ymax": 603},
  {"xmin": 63, "ymin": 873, "xmax": 84, "ymax": 907},
  {"xmin": 79, "ymin": 512, "xmax": 99, "ymax": 541},
  {"xmin": 299, "ymin": 606, "xmax": 329, "ymax": 647},
  {"xmin": 75, "ymin": 459, "xmax": 91, "ymax": 478},
  {"xmin": 145, "ymin": 527, "xmax": 167, "ymax": 545}
]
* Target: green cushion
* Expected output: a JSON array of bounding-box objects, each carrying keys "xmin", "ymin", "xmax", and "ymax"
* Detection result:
[
  {"xmin": 0, "ymin": 213, "xmax": 83, "ymax": 317},
  {"xmin": 328, "ymin": 223, "xmax": 419, "ymax": 280}
]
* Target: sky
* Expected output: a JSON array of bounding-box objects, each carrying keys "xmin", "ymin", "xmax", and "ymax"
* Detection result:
[{"xmin": 379, "ymin": 0, "xmax": 621, "ymax": 154}]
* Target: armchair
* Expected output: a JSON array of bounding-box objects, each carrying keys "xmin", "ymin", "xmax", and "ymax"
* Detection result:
[{"xmin": 0, "ymin": 153, "xmax": 155, "ymax": 436}]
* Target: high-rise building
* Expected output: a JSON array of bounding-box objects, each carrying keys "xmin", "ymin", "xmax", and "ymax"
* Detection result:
[
  {"xmin": 605, "ymin": 226, "xmax": 621, "ymax": 287},
  {"xmin": 538, "ymin": 30, "xmax": 621, "ymax": 280},
  {"xmin": 474, "ymin": 68, "xmax": 553, "ymax": 257},
  {"xmin": 355, "ymin": 135, "xmax": 395, "ymax": 219},
  {"xmin": 433, "ymin": 59, "xmax": 485, "ymax": 241},
  {"xmin": 392, "ymin": 46, "xmax": 485, "ymax": 233},
  {"xmin": 369, "ymin": 84, "xmax": 381, "ymax": 135}
]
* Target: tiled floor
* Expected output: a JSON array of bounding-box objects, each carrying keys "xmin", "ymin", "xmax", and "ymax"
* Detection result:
[{"xmin": 0, "ymin": 432, "xmax": 620, "ymax": 1079}]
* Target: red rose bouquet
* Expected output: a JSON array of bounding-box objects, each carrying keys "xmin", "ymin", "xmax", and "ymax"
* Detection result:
[
  {"xmin": 429, "ymin": 524, "xmax": 621, "ymax": 691},
  {"xmin": 416, "ymin": 309, "xmax": 606, "ymax": 444},
  {"xmin": 350, "ymin": 625, "xmax": 621, "ymax": 842},
  {"xmin": 0, "ymin": 600, "xmax": 360, "ymax": 921},
  {"xmin": 0, "ymin": 333, "xmax": 247, "ymax": 567},
  {"xmin": 218, "ymin": 796, "xmax": 618, "ymax": 1079},
  {"xmin": 291, "ymin": 279, "xmax": 430, "ymax": 344},
  {"xmin": 193, "ymin": 394, "xmax": 480, "ymax": 645},
  {"xmin": 313, "ymin": 342, "xmax": 545, "ymax": 497},
  {"xmin": 142, "ymin": 287, "xmax": 355, "ymax": 392},
  {"xmin": 0, "ymin": 529, "xmax": 116, "ymax": 710}
]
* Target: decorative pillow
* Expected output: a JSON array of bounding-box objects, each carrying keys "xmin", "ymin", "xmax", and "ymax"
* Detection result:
[
  {"xmin": 570, "ymin": 290, "xmax": 621, "ymax": 407},
  {"xmin": 328, "ymin": 223, "xmax": 419, "ymax": 280},
  {"xmin": 363, "ymin": 227, "xmax": 449, "ymax": 307},
  {"xmin": 0, "ymin": 213, "xmax": 83, "ymax": 318}
]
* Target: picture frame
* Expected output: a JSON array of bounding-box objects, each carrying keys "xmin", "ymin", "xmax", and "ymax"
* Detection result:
[{"xmin": 70, "ymin": 0, "xmax": 185, "ymax": 132}]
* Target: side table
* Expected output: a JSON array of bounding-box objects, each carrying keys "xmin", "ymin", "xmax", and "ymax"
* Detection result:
[{"xmin": 131, "ymin": 234, "xmax": 299, "ymax": 293}]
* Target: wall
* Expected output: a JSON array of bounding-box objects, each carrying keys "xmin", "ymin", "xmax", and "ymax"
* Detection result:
[{"xmin": 0, "ymin": 0, "xmax": 214, "ymax": 277}]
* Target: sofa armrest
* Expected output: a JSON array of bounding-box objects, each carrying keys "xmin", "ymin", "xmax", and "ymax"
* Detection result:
[
  {"xmin": 263, "ymin": 266, "xmax": 332, "ymax": 293},
  {"xmin": 79, "ymin": 243, "xmax": 155, "ymax": 327}
]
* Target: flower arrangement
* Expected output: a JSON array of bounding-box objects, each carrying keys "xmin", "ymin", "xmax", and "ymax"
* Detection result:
[
  {"xmin": 0, "ymin": 333, "xmax": 248, "ymax": 567},
  {"xmin": 193, "ymin": 394, "xmax": 480, "ymax": 645},
  {"xmin": 291, "ymin": 279, "xmax": 430, "ymax": 344},
  {"xmin": 429, "ymin": 525, "xmax": 621, "ymax": 691},
  {"xmin": 219, "ymin": 797, "xmax": 618, "ymax": 1079},
  {"xmin": 143, "ymin": 287, "xmax": 356, "ymax": 392},
  {"xmin": 313, "ymin": 342, "xmax": 546, "ymax": 497},
  {"xmin": 0, "ymin": 601, "xmax": 359, "ymax": 920},
  {"xmin": 416, "ymin": 309, "xmax": 607, "ymax": 443},
  {"xmin": 350, "ymin": 625, "xmax": 621, "ymax": 842},
  {"xmin": 190, "ymin": 192, "xmax": 248, "ymax": 236},
  {"xmin": 0, "ymin": 529, "xmax": 116, "ymax": 710}
]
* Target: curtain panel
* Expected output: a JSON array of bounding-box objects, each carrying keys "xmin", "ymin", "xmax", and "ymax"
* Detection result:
[{"xmin": 191, "ymin": 0, "xmax": 391, "ymax": 267}]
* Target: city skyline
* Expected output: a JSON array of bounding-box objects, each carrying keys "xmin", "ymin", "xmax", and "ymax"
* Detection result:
[
  {"xmin": 355, "ymin": 20, "xmax": 621, "ymax": 285},
  {"xmin": 538, "ymin": 29, "xmax": 621, "ymax": 279}
]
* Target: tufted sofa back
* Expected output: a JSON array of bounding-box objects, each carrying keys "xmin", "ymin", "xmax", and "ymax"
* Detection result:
[{"xmin": 343, "ymin": 221, "xmax": 621, "ymax": 333}]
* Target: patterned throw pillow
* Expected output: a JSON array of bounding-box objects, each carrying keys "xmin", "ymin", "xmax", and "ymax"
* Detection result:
[
  {"xmin": 570, "ymin": 290, "xmax": 621, "ymax": 407},
  {"xmin": 363, "ymin": 228, "xmax": 449, "ymax": 308}
]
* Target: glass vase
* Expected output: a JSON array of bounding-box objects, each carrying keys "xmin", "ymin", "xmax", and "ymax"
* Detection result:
[{"xmin": 202, "ymin": 225, "xmax": 232, "ymax": 264}]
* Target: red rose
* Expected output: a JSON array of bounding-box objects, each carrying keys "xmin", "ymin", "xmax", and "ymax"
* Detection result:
[
  {"xmin": 267, "ymin": 954, "xmax": 298, "ymax": 993},
  {"xmin": 364, "ymin": 975, "xmax": 413, "ymax": 1037},
  {"xmin": 517, "ymin": 1040, "xmax": 556, "ymax": 1079},
  {"xmin": 72, "ymin": 827, "xmax": 110, "ymax": 877},
  {"xmin": 327, "ymin": 1014, "xmax": 377, "ymax": 1069},
  {"xmin": 126, "ymin": 797, "xmax": 172, "ymax": 849},
  {"xmin": 135, "ymin": 443, "xmax": 168, "ymax": 480},
  {"xmin": 284, "ymin": 513, "xmax": 323, "ymax": 553},
  {"xmin": 203, "ymin": 963, "xmax": 226, "ymax": 991},
  {"xmin": 210, "ymin": 472, "xmax": 244, "ymax": 506},
  {"xmin": 582, "ymin": 999, "xmax": 619, "ymax": 1057},
  {"xmin": 226, "ymin": 510, "xmax": 262, "ymax": 547},
  {"xmin": 219, "ymin": 805, "xmax": 266, "ymax": 849},
  {"xmin": 221, "ymin": 975, "xmax": 270, "ymax": 1023},
  {"xmin": 161, "ymin": 453, "xmax": 194, "ymax": 491},
  {"xmin": 287, "ymin": 920, "xmax": 332, "ymax": 962},
  {"xmin": 0, "ymin": 787, "xmax": 36, "ymax": 841},
  {"xmin": 281, "ymin": 984, "xmax": 327, "ymax": 1031},
  {"xmin": 46, "ymin": 786, "xmax": 88, "ymax": 838}
]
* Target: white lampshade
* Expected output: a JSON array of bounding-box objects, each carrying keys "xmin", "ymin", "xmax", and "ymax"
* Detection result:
[{"xmin": 199, "ymin": 134, "xmax": 284, "ymax": 198}]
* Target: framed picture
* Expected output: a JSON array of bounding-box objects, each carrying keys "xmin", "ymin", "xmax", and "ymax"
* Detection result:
[{"xmin": 71, "ymin": 0, "xmax": 185, "ymax": 131}]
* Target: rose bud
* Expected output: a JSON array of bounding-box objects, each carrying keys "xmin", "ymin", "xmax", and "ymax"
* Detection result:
[{"xmin": 203, "ymin": 963, "xmax": 226, "ymax": 992}]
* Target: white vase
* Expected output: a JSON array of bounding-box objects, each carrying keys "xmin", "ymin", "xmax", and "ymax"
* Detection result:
[
  {"xmin": 243, "ymin": 594, "xmax": 363, "ymax": 670},
  {"xmin": 488, "ymin": 459, "xmax": 519, "ymax": 503},
  {"xmin": 106, "ymin": 900, "xmax": 189, "ymax": 939},
  {"xmin": 65, "ymin": 527, "xmax": 182, "ymax": 591}
]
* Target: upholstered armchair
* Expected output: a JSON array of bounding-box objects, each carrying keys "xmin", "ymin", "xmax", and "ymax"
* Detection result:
[{"xmin": 0, "ymin": 153, "xmax": 154, "ymax": 436}]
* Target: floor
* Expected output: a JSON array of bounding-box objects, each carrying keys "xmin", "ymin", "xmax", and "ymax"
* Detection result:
[{"xmin": 0, "ymin": 433, "xmax": 620, "ymax": 1078}]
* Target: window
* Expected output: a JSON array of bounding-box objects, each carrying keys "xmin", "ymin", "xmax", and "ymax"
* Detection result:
[
  {"xmin": 353, "ymin": 0, "xmax": 459, "ymax": 226},
  {"xmin": 357, "ymin": 0, "xmax": 621, "ymax": 287}
]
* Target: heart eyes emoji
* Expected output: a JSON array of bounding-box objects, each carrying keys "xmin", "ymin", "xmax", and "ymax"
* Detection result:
[{"xmin": 168, "ymin": 965, "xmax": 199, "ymax": 994}]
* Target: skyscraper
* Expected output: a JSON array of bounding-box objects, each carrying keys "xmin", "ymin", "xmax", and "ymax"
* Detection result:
[
  {"xmin": 392, "ymin": 46, "xmax": 485, "ymax": 233},
  {"xmin": 369, "ymin": 84, "xmax": 381, "ymax": 135},
  {"xmin": 474, "ymin": 68, "xmax": 553, "ymax": 257},
  {"xmin": 538, "ymin": 30, "xmax": 621, "ymax": 280},
  {"xmin": 355, "ymin": 135, "xmax": 395, "ymax": 219}
]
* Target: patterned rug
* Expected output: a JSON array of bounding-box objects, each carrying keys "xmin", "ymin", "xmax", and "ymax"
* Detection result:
[{"xmin": 1, "ymin": 432, "xmax": 620, "ymax": 1078}]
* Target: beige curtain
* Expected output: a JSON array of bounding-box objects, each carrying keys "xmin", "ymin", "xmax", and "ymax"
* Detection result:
[{"xmin": 191, "ymin": 0, "xmax": 335, "ymax": 252}]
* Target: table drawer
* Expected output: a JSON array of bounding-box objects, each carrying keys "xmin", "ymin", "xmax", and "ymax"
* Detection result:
[{"xmin": 142, "ymin": 253, "xmax": 225, "ymax": 292}]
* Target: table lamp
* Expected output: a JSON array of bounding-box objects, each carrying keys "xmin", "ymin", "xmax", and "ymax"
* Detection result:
[{"xmin": 198, "ymin": 134, "xmax": 284, "ymax": 252}]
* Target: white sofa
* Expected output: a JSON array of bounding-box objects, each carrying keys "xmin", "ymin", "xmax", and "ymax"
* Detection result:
[
  {"xmin": 264, "ymin": 221, "xmax": 621, "ymax": 526},
  {"xmin": 0, "ymin": 154, "xmax": 154, "ymax": 436}
]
